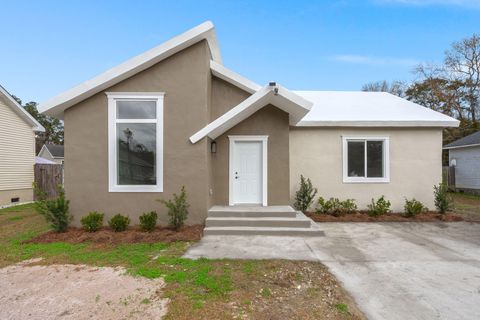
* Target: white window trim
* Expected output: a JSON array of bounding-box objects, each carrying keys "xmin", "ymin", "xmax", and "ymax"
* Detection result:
[
  {"xmin": 228, "ymin": 135, "xmax": 268, "ymax": 206},
  {"xmin": 107, "ymin": 92, "xmax": 164, "ymax": 192},
  {"xmin": 342, "ymin": 136, "xmax": 390, "ymax": 184}
]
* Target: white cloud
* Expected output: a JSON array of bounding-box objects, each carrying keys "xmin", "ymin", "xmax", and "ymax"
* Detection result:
[
  {"xmin": 332, "ymin": 54, "xmax": 419, "ymax": 66},
  {"xmin": 374, "ymin": 0, "xmax": 480, "ymax": 8}
]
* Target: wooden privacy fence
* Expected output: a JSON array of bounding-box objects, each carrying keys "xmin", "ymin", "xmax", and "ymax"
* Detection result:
[
  {"xmin": 442, "ymin": 166, "xmax": 456, "ymax": 190},
  {"xmin": 34, "ymin": 164, "xmax": 63, "ymax": 200}
]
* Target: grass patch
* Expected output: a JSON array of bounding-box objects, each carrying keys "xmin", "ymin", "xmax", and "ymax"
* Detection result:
[
  {"xmin": 0, "ymin": 204, "xmax": 234, "ymax": 312},
  {"xmin": 7, "ymin": 216, "xmax": 23, "ymax": 221},
  {"xmin": 260, "ymin": 287, "xmax": 272, "ymax": 298},
  {"xmin": 450, "ymin": 192, "xmax": 480, "ymax": 221},
  {"xmin": 0, "ymin": 204, "xmax": 362, "ymax": 320},
  {"xmin": 335, "ymin": 303, "xmax": 349, "ymax": 314}
]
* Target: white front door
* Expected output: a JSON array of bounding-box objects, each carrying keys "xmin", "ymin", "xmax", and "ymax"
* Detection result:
[{"xmin": 232, "ymin": 141, "xmax": 263, "ymax": 205}]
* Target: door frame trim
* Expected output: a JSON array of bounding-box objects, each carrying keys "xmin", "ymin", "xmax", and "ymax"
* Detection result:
[{"xmin": 228, "ymin": 135, "xmax": 268, "ymax": 206}]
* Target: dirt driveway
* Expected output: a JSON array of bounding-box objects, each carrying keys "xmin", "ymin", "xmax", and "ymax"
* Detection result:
[
  {"xmin": 0, "ymin": 259, "xmax": 168, "ymax": 320},
  {"xmin": 186, "ymin": 222, "xmax": 480, "ymax": 320}
]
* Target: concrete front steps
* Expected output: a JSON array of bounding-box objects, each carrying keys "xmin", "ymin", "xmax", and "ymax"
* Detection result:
[{"xmin": 204, "ymin": 205, "xmax": 324, "ymax": 236}]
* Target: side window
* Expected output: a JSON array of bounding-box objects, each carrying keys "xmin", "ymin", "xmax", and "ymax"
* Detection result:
[{"xmin": 343, "ymin": 137, "xmax": 389, "ymax": 183}]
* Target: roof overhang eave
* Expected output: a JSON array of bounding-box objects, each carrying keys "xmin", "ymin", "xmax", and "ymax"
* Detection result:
[
  {"xmin": 443, "ymin": 143, "xmax": 480, "ymax": 150},
  {"xmin": 0, "ymin": 85, "xmax": 45, "ymax": 131},
  {"xmin": 39, "ymin": 21, "xmax": 221, "ymax": 119},
  {"xmin": 295, "ymin": 119, "xmax": 460, "ymax": 127}
]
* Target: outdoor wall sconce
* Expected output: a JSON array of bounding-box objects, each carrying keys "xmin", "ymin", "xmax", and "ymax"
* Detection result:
[{"xmin": 211, "ymin": 141, "xmax": 217, "ymax": 153}]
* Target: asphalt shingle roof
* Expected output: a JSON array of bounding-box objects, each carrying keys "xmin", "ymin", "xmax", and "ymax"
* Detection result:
[
  {"xmin": 444, "ymin": 131, "xmax": 480, "ymax": 149},
  {"xmin": 45, "ymin": 144, "xmax": 64, "ymax": 157}
]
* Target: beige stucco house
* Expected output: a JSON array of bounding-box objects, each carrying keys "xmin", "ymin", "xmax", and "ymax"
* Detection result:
[
  {"xmin": 38, "ymin": 144, "xmax": 64, "ymax": 165},
  {"xmin": 0, "ymin": 85, "xmax": 44, "ymax": 206},
  {"xmin": 39, "ymin": 22, "xmax": 458, "ymax": 233}
]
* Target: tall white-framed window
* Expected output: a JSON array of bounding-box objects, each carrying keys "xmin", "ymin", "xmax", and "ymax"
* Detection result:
[
  {"xmin": 107, "ymin": 92, "xmax": 164, "ymax": 192},
  {"xmin": 342, "ymin": 136, "xmax": 390, "ymax": 183}
]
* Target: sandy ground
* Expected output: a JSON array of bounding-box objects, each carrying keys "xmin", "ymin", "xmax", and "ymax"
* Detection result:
[{"xmin": 0, "ymin": 259, "xmax": 168, "ymax": 320}]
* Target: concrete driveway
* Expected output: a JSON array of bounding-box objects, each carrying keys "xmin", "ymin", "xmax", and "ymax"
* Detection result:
[{"xmin": 184, "ymin": 222, "xmax": 480, "ymax": 320}]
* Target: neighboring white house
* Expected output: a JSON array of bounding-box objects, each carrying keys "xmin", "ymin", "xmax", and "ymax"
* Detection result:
[
  {"xmin": 38, "ymin": 144, "xmax": 64, "ymax": 165},
  {"xmin": 0, "ymin": 84, "xmax": 45, "ymax": 206},
  {"xmin": 444, "ymin": 131, "xmax": 480, "ymax": 193}
]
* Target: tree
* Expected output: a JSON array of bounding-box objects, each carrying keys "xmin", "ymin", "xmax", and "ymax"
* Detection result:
[
  {"xmin": 363, "ymin": 34, "xmax": 480, "ymax": 148},
  {"xmin": 362, "ymin": 80, "xmax": 406, "ymax": 97},
  {"xmin": 13, "ymin": 95, "xmax": 64, "ymax": 152},
  {"xmin": 444, "ymin": 34, "xmax": 480, "ymax": 122},
  {"xmin": 406, "ymin": 35, "xmax": 480, "ymax": 145}
]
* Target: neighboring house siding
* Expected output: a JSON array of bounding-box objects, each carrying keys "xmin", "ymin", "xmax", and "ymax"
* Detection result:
[
  {"xmin": 0, "ymin": 97, "xmax": 35, "ymax": 203},
  {"xmin": 64, "ymin": 40, "xmax": 211, "ymax": 225},
  {"xmin": 38, "ymin": 147, "xmax": 63, "ymax": 164},
  {"xmin": 449, "ymin": 146, "xmax": 480, "ymax": 190},
  {"xmin": 290, "ymin": 128, "xmax": 442, "ymax": 212}
]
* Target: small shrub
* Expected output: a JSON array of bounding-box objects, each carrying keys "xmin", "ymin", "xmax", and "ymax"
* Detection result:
[
  {"xmin": 434, "ymin": 184, "xmax": 452, "ymax": 213},
  {"xmin": 35, "ymin": 187, "xmax": 71, "ymax": 232},
  {"xmin": 80, "ymin": 211, "xmax": 104, "ymax": 232},
  {"xmin": 317, "ymin": 197, "xmax": 341, "ymax": 215},
  {"xmin": 293, "ymin": 175, "xmax": 318, "ymax": 212},
  {"xmin": 316, "ymin": 197, "xmax": 357, "ymax": 216},
  {"xmin": 367, "ymin": 196, "xmax": 391, "ymax": 216},
  {"xmin": 341, "ymin": 199, "xmax": 358, "ymax": 214},
  {"xmin": 108, "ymin": 214, "xmax": 130, "ymax": 232},
  {"xmin": 159, "ymin": 186, "xmax": 189, "ymax": 231},
  {"xmin": 403, "ymin": 198, "xmax": 427, "ymax": 217},
  {"xmin": 139, "ymin": 211, "xmax": 158, "ymax": 232}
]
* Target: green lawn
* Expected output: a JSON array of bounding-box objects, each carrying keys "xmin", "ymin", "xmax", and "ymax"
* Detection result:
[
  {"xmin": 0, "ymin": 204, "xmax": 361, "ymax": 320},
  {"xmin": 450, "ymin": 192, "xmax": 480, "ymax": 222}
]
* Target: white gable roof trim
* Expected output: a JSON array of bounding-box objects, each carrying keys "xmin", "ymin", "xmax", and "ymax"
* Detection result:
[
  {"xmin": 210, "ymin": 60, "xmax": 261, "ymax": 94},
  {"xmin": 189, "ymin": 84, "xmax": 312, "ymax": 143},
  {"xmin": 39, "ymin": 21, "xmax": 221, "ymax": 118},
  {"xmin": 0, "ymin": 85, "xmax": 45, "ymax": 132}
]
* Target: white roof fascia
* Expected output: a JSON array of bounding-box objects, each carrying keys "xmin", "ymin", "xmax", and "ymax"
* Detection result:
[
  {"xmin": 297, "ymin": 120, "xmax": 460, "ymax": 127},
  {"xmin": 0, "ymin": 85, "xmax": 45, "ymax": 132},
  {"xmin": 39, "ymin": 21, "xmax": 221, "ymax": 118},
  {"xmin": 210, "ymin": 60, "xmax": 261, "ymax": 94},
  {"xmin": 189, "ymin": 84, "xmax": 312, "ymax": 143},
  {"xmin": 443, "ymin": 143, "xmax": 480, "ymax": 150}
]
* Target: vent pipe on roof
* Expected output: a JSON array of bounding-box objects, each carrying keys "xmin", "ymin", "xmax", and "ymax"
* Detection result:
[{"xmin": 269, "ymin": 81, "xmax": 279, "ymax": 95}]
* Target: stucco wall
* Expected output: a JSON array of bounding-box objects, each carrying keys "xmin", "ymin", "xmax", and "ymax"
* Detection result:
[
  {"xmin": 64, "ymin": 41, "xmax": 211, "ymax": 225},
  {"xmin": 290, "ymin": 127, "xmax": 443, "ymax": 212},
  {"xmin": 449, "ymin": 146, "xmax": 480, "ymax": 190},
  {"xmin": 211, "ymin": 105, "xmax": 290, "ymax": 206},
  {"xmin": 210, "ymin": 77, "xmax": 251, "ymax": 121}
]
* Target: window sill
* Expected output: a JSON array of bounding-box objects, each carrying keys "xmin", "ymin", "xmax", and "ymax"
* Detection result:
[
  {"xmin": 343, "ymin": 178, "xmax": 390, "ymax": 184},
  {"xmin": 109, "ymin": 185, "xmax": 163, "ymax": 193}
]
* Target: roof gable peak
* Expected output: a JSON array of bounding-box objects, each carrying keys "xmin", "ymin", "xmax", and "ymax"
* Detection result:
[{"xmin": 39, "ymin": 21, "xmax": 220, "ymax": 118}]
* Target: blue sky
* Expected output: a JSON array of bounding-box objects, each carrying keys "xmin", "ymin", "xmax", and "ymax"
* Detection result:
[{"xmin": 1, "ymin": 0, "xmax": 479, "ymax": 103}]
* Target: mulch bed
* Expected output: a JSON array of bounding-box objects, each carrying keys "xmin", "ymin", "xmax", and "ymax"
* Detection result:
[
  {"xmin": 25, "ymin": 225, "xmax": 204, "ymax": 245},
  {"xmin": 305, "ymin": 211, "xmax": 464, "ymax": 222}
]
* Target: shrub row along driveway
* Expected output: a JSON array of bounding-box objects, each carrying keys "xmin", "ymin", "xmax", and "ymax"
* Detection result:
[{"xmin": 185, "ymin": 222, "xmax": 480, "ymax": 320}]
